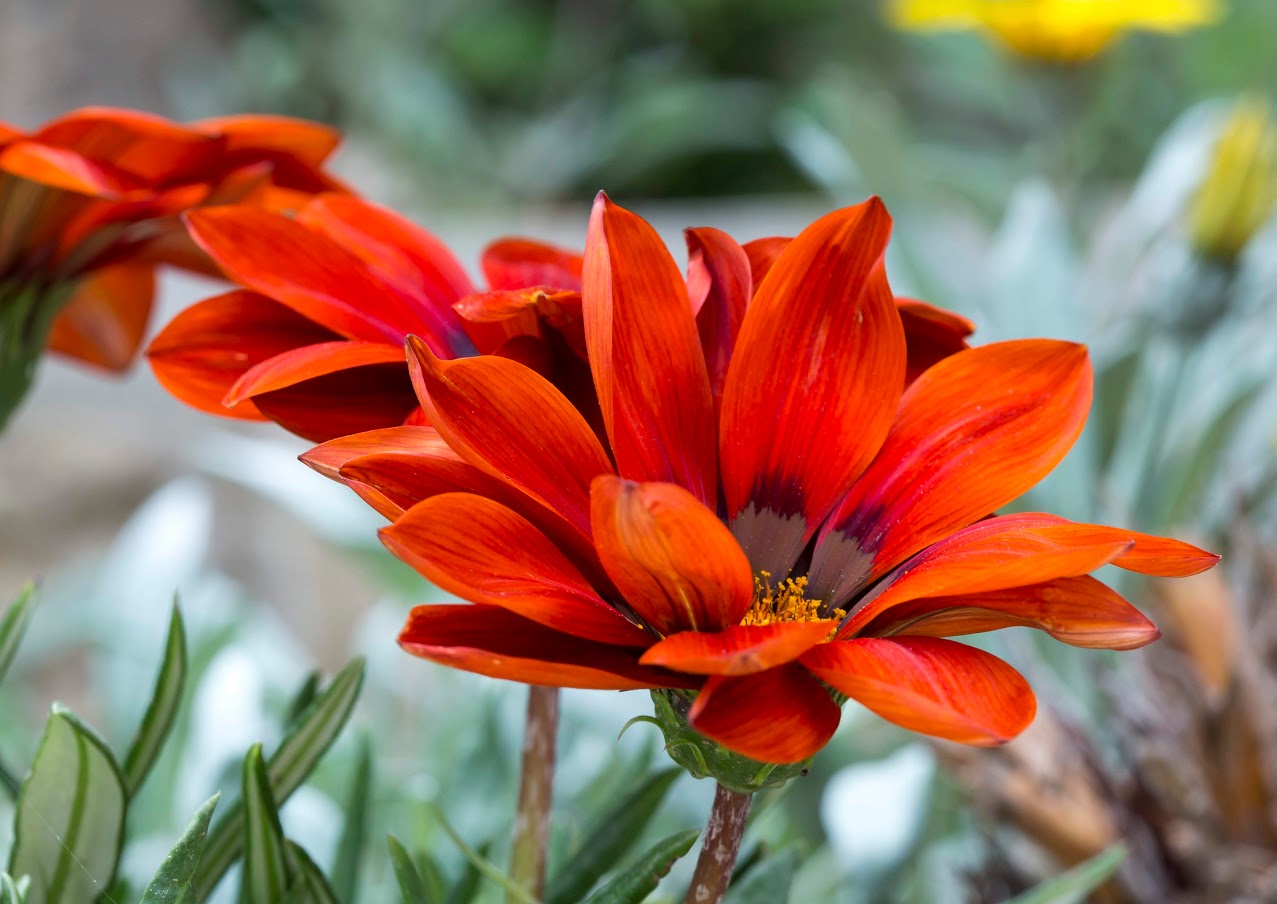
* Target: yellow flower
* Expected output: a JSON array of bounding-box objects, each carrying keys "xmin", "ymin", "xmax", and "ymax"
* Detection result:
[
  {"xmin": 1188, "ymin": 97, "xmax": 1277, "ymax": 264},
  {"xmin": 887, "ymin": 0, "xmax": 1220, "ymax": 63}
]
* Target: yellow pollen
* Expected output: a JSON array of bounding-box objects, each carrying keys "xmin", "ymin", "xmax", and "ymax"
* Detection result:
[{"xmin": 739, "ymin": 572, "xmax": 845, "ymax": 636}]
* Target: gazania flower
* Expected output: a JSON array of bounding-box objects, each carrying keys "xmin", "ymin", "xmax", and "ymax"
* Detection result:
[
  {"xmin": 305, "ymin": 195, "xmax": 1215, "ymax": 773},
  {"xmin": 0, "ymin": 106, "xmax": 345, "ymax": 428},
  {"xmin": 888, "ymin": 0, "xmax": 1219, "ymax": 63},
  {"xmin": 146, "ymin": 195, "xmax": 589, "ymax": 442}
]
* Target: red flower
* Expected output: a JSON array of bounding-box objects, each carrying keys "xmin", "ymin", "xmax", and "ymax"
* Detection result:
[
  {"xmin": 305, "ymin": 195, "xmax": 1216, "ymax": 765},
  {"xmin": 146, "ymin": 196, "xmax": 588, "ymax": 442},
  {"xmin": 0, "ymin": 106, "xmax": 344, "ymax": 427}
]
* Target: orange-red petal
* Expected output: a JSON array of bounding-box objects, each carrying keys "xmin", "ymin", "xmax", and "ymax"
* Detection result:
[
  {"xmin": 895, "ymin": 298, "xmax": 974, "ymax": 384},
  {"xmin": 482, "ymin": 237, "xmax": 583, "ymax": 292},
  {"xmin": 640, "ymin": 621, "xmax": 833, "ymax": 675},
  {"xmin": 225, "ymin": 340, "xmax": 404, "ymax": 405},
  {"xmin": 250, "ymin": 362, "xmax": 419, "ymax": 443},
  {"xmin": 46, "ymin": 262, "xmax": 155, "ymax": 371},
  {"xmin": 33, "ymin": 106, "xmax": 215, "ymax": 183},
  {"xmin": 301, "ymin": 425, "xmax": 527, "ymax": 522},
  {"xmin": 0, "ymin": 142, "xmax": 131, "ymax": 197},
  {"xmin": 583, "ymin": 193, "xmax": 717, "ymax": 502},
  {"xmin": 685, "ymin": 227, "xmax": 751, "ymax": 416},
  {"xmin": 382, "ymin": 493, "xmax": 649, "ymax": 646},
  {"xmin": 811, "ymin": 340, "xmax": 1093, "ymax": 604},
  {"xmin": 719, "ymin": 198, "xmax": 904, "ymax": 576},
  {"xmin": 399, "ymin": 605, "xmax": 692, "ymax": 690},
  {"xmin": 1035, "ymin": 522, "xmax": 1219, "ymax": 577},
  {"xmin": 741, "ymin": 236, "xmax": 790, "ymax": 289},
  {"xmin": 688, "ymin": 663, "xmax": 841, "ymax": 764},
  {"xmin": 591, "ymin": 477, "xmax": 754, "ymax": 635},
  {"xmin": 839, "ymin": 515, "xmax": 1135, "ymax": 637},
  {"xmin": 184, "ymin": 206, "xmax": 415, "ymax": 343},
  {"xmin": 296, "ymin": 194, "xmax": 475, "ymax": 352},
  {"xmin": 196, "ymin": 114, "xmax": 342, "ymax": 166},
  {"xmin": 801, "ymin": 637, "xmax": 1035, "ymax": 745},
  {"xmin": 407, "ymin": 335, "xmax": 613, "ymax": 540},
  {"xmin": 147, "ymin": 290, "xmax": 338, "ymax": 419},
  {"xmin": 864, "ymin": 576, "xmax": 1160, "ymax": 651},
  {"xmin": 299, "ymin": 425, "xmax": 441, "ymax": 480}
]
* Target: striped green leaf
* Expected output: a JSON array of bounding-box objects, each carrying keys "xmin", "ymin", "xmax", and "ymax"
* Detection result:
[
  {"xmin": 1007, "ymin": 844, "xmax": 1127, "ymax": 904},
  {"xmin": 546, "ymin": 768, "xmax": 682, "ymax": 904},
  {"xmin": 0, "ymin": 582, "xmax": 35, "ymax": 686},
  {"xmin": 195, "ymin": 658, "xmax": 365, "ymax": 900},
  {"xmin": 579, "ymin": 829, "xmax": 700, "ymax": 904},
  {"xmin": 139, "ymin": 793, "xmax": 221, "ymax": 904},
  {"xmin": 242, "ymin": 744, "xmax": 289, "ymax": 904},
  {"xmin": 331, "ymin": 737, "xmax": 372, "ymax": 902},
  {"xmin": 123, "ymin": 601, "xmax": 188, "ymax": 796},
  {"xmin": 0, "ymin": 873, "xmax": 30, "ymax": 904},
  {"xmin": 8, "ymin": 706, "xmax": 127, "ymax": 904},
  {"xmin": 387, "ymin": 836, "xmax": 432, "ymax": 904},
  {"xmin": 282, "ymin": 841, "xmax": 338, "ymax": 904}
]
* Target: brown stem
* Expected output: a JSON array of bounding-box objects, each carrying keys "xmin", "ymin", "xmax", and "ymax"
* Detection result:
[
  {"xmin": 685, "ymin": 783, "xmax": 753, "ymax": 904},
  {"xmin": 509, "ymin": 685, "xmax": 559, "ymax": 902}
]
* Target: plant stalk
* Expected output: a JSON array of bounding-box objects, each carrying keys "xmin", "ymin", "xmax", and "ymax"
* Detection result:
[
  {"xmin": 685, "ymin": 783, "xmax": 753, "ymax": 904},
  {"xmin": 508, "ymin": 685, "xmax": 559, "ymax": 902}
]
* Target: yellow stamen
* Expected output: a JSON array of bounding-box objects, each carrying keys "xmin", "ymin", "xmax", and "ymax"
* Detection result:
[{"xmin": 740, "ymin": 571, "xmax": 845, "ymax": 637}]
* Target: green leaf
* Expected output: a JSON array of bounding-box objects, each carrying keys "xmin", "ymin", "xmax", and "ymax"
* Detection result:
[
  {"xmin": 139, "ymin": 793, "xmax": 221, "ymax": 904},
  {"xmin": 282, "ymin": 841, "xmax": 338, "ymax": 904},
  {"xmin": 431, "ymin": 808, "xmax": 535, "ymax": 904},
  {"xmin": 724, "ymin": 847, "xmax": 801, "ymax": 904},
  {"xmin": 196, "ymin": 658, "xmax": 366, "ymax": 901},
  {"xmin": 8, "ymin": 706, "xmax": 127, "ymax": 904},
  {"xmin": 1160, "ymin": 382, "xmax": 1262, "ymax": 528},
  {"xmin": 242, "ymin": 744, "xmax": 289, "ymax": 904},
  {"xmin": 1005, "ymin": 844, "xmax": 1127, "ymax": 904},
  {"xmin": 0, "ymin": 582, "xmax": 36, "ymax": 687},
  {"xmin": 285, "ymin": 671, "xmax": 322, "ymax": 729},
  {"xmin": 388, "ymin": 836, "xmax": 431, "ymax": 904},
  {"xmin": 442, "ymin": 843, "xmax": 488, "ymax": 904},
  {"xmin": 331, "ymin": 737, "xmax": 372, "ymax": 903},
  {"xmin": 418, "ymin": 852, "xmax": 449, "ymax": 904},
  {"xmin": 579, "ymin": 829, "xmax": 700, "ymax": 904},
  {"xmin": 0, "ymin": 873, "xmax": 30, "ymax": 904},
  {"xmin": 546, "ymin": 768, "xmax": 682, "ymax": 904},
  {"xmin": 123, "ymin": 601, "xmax": 188, "ymax": 796}
]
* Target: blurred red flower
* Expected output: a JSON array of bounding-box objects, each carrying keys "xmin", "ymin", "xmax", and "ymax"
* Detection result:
[
  {"xmin": 305, "ymin": 194, "xmax": 1216, "ymax": 764},
  {"xmin": 0, "ymin": 106, "xmax": 345, "ymax": 425}
]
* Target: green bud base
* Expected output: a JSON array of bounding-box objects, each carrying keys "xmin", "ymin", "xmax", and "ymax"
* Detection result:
[{"xmin": 642, "ymin": 689, "xmax": 812, "ymax": 795}]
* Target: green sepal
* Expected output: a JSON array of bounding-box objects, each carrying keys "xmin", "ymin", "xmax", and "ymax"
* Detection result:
[{"xmin": 649, "ymin": 690, "xmax": 812, "ymax": 794}]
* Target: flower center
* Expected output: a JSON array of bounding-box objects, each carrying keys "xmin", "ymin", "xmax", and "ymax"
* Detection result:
[{"xmin": 739, "ymin": 571, "xmax": 845, "ymax": 630}]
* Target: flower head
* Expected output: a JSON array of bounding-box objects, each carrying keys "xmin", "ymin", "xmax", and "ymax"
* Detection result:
[
  {"xmin": 0, "ymin": 106, "xmax": 345, "ymax": 427},
  {"xmin": 147, "ymin": 196, "xmax": 588, "ymax": 441},
  {"xmin": 306, "ymin": 195, "xmax": 1215, "ymax": 777},
  {"xmin": 888, "ymin": 0, "xmax": 1219, "ymax": 63}
]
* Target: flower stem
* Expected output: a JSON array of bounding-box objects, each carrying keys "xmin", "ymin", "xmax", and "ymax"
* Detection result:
[
  {"xmin": 685, "ymin": 783, "xmax": 753, "ymax": 904},
  {"xmin": 508, "ymin": 685, "xmax": 559, "ymax": 902}
]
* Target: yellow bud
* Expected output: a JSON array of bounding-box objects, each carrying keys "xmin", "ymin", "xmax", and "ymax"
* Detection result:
[{"xmin": 1188, "ymin": 97, "xmax": 1277, "ymax": 264}]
